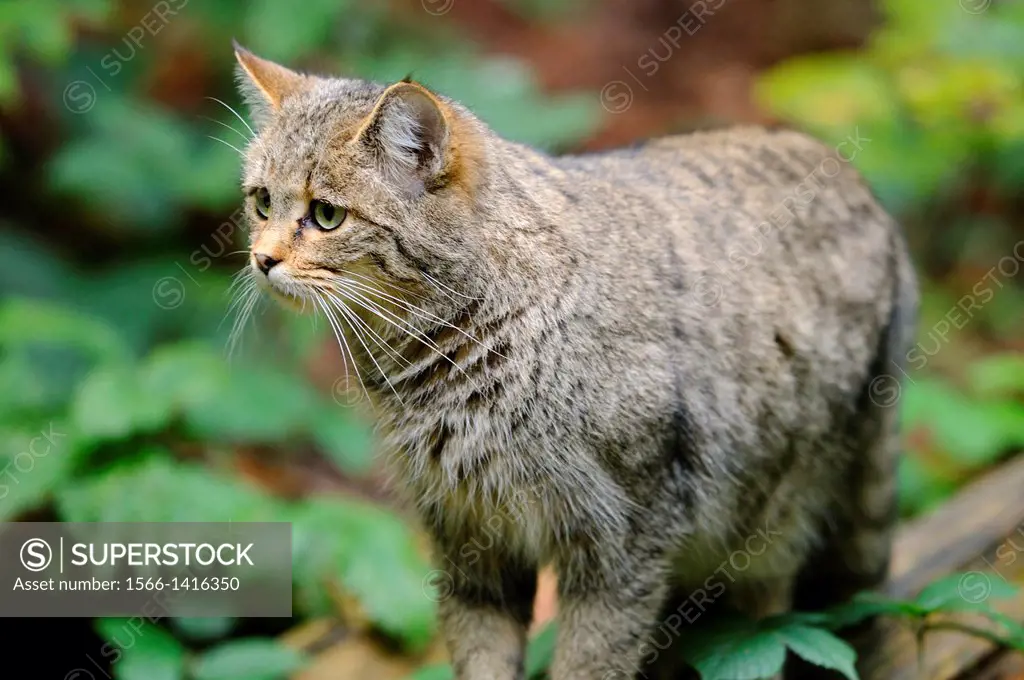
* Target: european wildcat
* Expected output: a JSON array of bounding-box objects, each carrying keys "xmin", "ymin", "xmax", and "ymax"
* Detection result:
[{"xmin": 232, "ymin": 43, "xmax": 917, "ymax": 680}]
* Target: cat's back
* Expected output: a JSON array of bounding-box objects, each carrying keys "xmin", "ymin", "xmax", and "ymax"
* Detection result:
[
  {"xmin": 533, "ymin": 125, "xmax": 910, "ymax": 442},
  {"xmin": 559, "ymin": 124, "xmax": 825, "ymax": 177},
  {"xmin": 544, "ymin": 124, "xmax": 900, "ymax": 317},
  {"xmin": 552, "ymin": 125, "xmax": 860, "ymax": 215}
]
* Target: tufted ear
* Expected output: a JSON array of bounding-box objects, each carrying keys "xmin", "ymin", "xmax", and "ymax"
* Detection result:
[
  {"xmin": 232, "ymin": 40, "xmax": 308, "ymax": 127},
  {"xmin": 356, "ymin": 80, "xmax": 450, "ymax": 195}
]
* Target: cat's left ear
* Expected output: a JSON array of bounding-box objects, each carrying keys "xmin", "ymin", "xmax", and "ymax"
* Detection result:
[
  {"xmin": 233, "ymin": 40, "xmax": 308, "ymax": 126},
  {"xmin": 356, "ymin": 80, "xmax": 450, "ymax": 195}
]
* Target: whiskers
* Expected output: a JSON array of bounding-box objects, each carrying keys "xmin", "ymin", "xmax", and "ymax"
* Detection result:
[
  {"xmin": 224, "ymin": 268, "xmax": 262, "ymax": 358},
  {"xmin": 206, "ymin": 97, "xmax": 256, "ymax": 138},
  {"xmin": 205, "ymin": 97, "xmax": 258, "ymax": 159},
  {"xmin": 227, "ymin": 266, "xmax": 501, "ymax": 409},
  {"xmin": 421, "ymin": 271, "xmax": 484, "ymax": 303},
  {"xmin": 306, "ymin": 273, "xmax": 506, "ymax": 406},
  {"xmin": 312, "ymin": 295, "xmax": 373, "ymax": 406},
  {"xmin": 337, "ymin": 276, "xmax": 508, "ymax": 361},
  {"xmin": 207, "ymin": 135, "xmax": 246, "ymax": 157}
]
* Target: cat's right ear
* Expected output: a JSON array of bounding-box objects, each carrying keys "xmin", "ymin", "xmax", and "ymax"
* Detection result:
[
  {"xmin": 355, "ymin": 81, "xmax": 452, "ymax": 196},
  {"xmin": 233, "ymin": 40, "xmax": 307, "ymax": 126}
]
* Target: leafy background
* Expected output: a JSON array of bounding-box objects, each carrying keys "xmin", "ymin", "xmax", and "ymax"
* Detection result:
[{"xmin": 1, "ymin": 0, "xmax": 1023, "ymax": 678}]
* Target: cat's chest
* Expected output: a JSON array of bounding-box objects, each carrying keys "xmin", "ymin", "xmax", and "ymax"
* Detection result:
[
  {"xmin": 438, "ymin": 481, "xmax": 553, "ymax": 564},
  {"xmin": 382, "ymin": 399, "xmax": 525, "ymax": 486},
  {"xmin": 386, "ymin": 457, "xmax": 553, "ymax": 574},
  {"xmin": 382, "ymin": 405, "xmax": 613, "ymax": 564}
]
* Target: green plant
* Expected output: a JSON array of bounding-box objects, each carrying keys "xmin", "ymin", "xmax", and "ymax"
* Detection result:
[
  {"xmin": 96, "ymin": 618, "xmax": 307, "ymax": 680},
  {"xmin": 899, "ymin": 376, "xmax": 1024, "ymax": 516},
  {"xmin": 757, "ymin": 0, "xmax": 1024, "ymax": 214},
  {"xmin": 674, "ymin": 572, "xmax": 1023, "ymax": 680},
  {"xmin": 405, "ymin": 573, "xmax": 1022, "ymax": 680},
  {"xmin": 0, "ymin": 297, "xmax": 434, "ymax": 653}
]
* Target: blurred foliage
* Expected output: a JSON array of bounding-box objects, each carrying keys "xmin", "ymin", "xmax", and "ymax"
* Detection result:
[
  {"xmin": 758, "ymin": 0, "xmax": 1024, "ymax": 212},
  {"xmin": 0, "ymin": 0, "xmax": 1023, "ymax": 677},
  {"xmin": 96, "ymin": 617, "xmax": 307, "ymax": 680},
  {"xmin": 0, "ymin": 297, "xmax": 435, "ymax": 652}
]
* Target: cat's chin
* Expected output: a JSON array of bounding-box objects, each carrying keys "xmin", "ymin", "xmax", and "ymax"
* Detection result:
[
  {"xmin": 267, "ymin": 288, "xmax": 309, "ymax": 313},
  {"xmin": 257, "ymin": 278, "xmax": 311, "ymax": 313}
]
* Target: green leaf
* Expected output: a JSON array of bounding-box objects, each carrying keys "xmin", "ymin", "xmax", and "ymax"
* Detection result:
[
  {"xmin": 968, "ymin": 353, "xmax": 1024, "ymax": 398},
  {"xmin": 73, "ymin": 260, "xmax": 195, "ymax": 353},
  {"xmin": 292, "ymin": 499, "xmax": 436, "ymax": 649},
  {"xmin": 822, "ymin": 593, "xmax": 923, "ymax": 628},
  {"xmin": 0, "ymin": 355, "xmax": 50, "ymax": 419},
  {"xmin": 309, "ymin": 403, "xmax": 375, "ymax": 474},
  {"xmin": 141, "ymin": 342, "xmax": 231, "ymax": 413},
  {"xmin": 0, "ymin": 297, "xmax": 128, "ymax": 364},
  {"xmin": 850, "ymin": 122, "xmax": 970, "ymax": 214},
  {"xmin": 72, "ymin": 260, "xmax": 245, "ymax": 355},
  {"xmin": 244, "ymin": 0, "xmax": 350, "ymax": 62},
  {"xmin": 182, "ymin": 364, "xmax": 319, "ymax": 444},
  {"xmin": 916, "ymin": 572, "xmax": 1019, "ymax": 612},
  {"xmin": 95, "ymin": 618, "xmax": 186, "ymax": 680},
  {"xmin": 406, "ymin": 665, "xmax": 454, "ymax": 680},
  {"xmin": 678, "ymin": 617, "xmax": 787, "ymax": 680},
  {"xmin": 56, "ymin": 455, "xmax": 284, "ymax": 524},
  {"xmin": 191, "ymin": 638, "xmax": 305, "ymax": 680},
  {"xmin": 0, "ymin": 228, "xmax": 74, "ymax": 300},
  {"xmin": 897, "ymin": 454, "xmax": 958, "ymax": 518},
  {"xmin": 978, "ymin": 609, "xmax": 1024, "ymax": 648},
  {"xmin": 903, "ymin": 379, "xmax": 1024, "ymax": 469},
  {"xmin": 688, "ymin": 630, "xmax": 787, "ymax": 680},
  {"xmin": 525, "ymin": 622, "xmax": 557, "ymax": 678},
  {"xmin": 0, "ymin": 349, "xmax": 90, "ymax": 421},
  {"xmin": 756, "ymin": 54, "xmax": 897, "ymax": 136},
  {"xmin": 775, "ymin": 625, "xmax": 858, "ymax": 680},
  {"xmin": 0, "ymin": 0, "xmax": 110, "ymax": 70},
  {"xmin": 0, "ymin": 58, "xmax": 14, "ymax": 108},
  {"xmin": 170, "ymin": 616, "xmax": 237, "ymax": 642},
  {"xmin": 679, "ymin": 615, "xmax": 861, "ymax": 680},
  {"xmin": 915, "ymin": 573, "xmax": 972, "ymax": 611},
  {"xmin": 0, "ymin": 420, "xmax": 81, "ymax": 521},
  {"xmin": 59, "ymin": 457, "xmax": 435, "ymax": 652},
  {"xmin": 71, "ymin": 366, "xmax": 174, "ymax": 442},
  {"xmin": 49, "ymin": 97, "xmax": 238, "ymax": 231}
]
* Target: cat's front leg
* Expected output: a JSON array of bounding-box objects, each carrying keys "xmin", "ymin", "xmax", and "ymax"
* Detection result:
[
  {"xmin": 550, "ymin": 540, "xmax": 672, "ymax": 680},
  {"xmin": 433, "ymin": 548, "xmax": 537, "ymax": 680}
]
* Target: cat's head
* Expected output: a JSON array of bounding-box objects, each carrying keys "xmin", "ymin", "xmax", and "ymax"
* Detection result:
[{"xmin": 232, "ymin": 43, "xmax": 488, "ymax": 313}]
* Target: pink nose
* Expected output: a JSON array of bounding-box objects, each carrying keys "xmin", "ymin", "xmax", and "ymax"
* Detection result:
[{"xmin": 253, "ymin": 253, "xmax": 280, "ymax": 275}]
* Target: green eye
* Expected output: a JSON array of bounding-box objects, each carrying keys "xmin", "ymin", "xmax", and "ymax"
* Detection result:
[
  {"xmin": 311, "ymin": 200, "xmax": 346, "ymax": 230},
  {"xmin": 254, "ymin": 188, "xmax": 271, "ymax": 219}
]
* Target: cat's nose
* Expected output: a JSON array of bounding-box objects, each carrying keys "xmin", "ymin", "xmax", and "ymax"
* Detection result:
[{"xmin": 253, "ymin": 253, "xmax": 280, "ymax": 276}]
